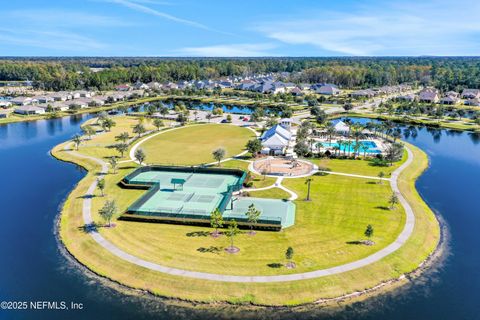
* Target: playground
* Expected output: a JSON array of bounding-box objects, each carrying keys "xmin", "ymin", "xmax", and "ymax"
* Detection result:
[{"xmin": 252, "ymin": 157, "xmax": 316, "ymax": 177}]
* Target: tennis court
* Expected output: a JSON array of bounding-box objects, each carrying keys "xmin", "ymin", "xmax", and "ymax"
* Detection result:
[
  {"xmin": 126, "ymin": 170, "xmax": 241, "ymax": 217},
  {"xmin": 121, "ymin": 165, "xmax": 296, "ymax": 230}
]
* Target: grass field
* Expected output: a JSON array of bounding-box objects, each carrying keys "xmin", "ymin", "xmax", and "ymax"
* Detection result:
[
  {"xmin": 52, "ymin": 119, "xmax": 440, "ymax": 306},
  {"xmin": 77, "ymin": 116, "xmax": 159, "ymax": 161},
  {"xmin": 139, "ymin": 124, "xmax": 255, "ymax": 165},
  {"xmin": 311, "ymin": 151, "xmax": 407, "ymax": 177}
]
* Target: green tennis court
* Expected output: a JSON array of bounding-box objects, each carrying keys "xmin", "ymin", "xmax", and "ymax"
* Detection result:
[{"xmin": 121, "ymin": 166, "xmax": 296, "ymax": 230}]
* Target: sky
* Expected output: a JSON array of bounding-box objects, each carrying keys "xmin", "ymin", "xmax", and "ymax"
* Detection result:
[{"xmin": 1, "ymin": 0, "xmax": 480, "ymax": 57}]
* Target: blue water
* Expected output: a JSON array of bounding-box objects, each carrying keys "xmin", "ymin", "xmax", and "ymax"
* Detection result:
[
  {"xmin": 321, "ymin": 140, "xmax": 381, "ymax": 154},
  {"xmin": 0, "ymin": 114, "xmax": 479, "ymax": 319}
]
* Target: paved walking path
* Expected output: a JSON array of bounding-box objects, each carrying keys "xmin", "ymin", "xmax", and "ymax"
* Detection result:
[
  {"xmin": 240, "ymin": 177, "xmax": 298, "ymax": 201},
  {"xmin": 65, "ymin": 140, "xmax": 415, "ymax": 283}
]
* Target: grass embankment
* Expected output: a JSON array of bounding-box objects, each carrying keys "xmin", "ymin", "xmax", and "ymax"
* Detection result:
[
  {"xmin": 336, "ymin": 112, "xmax": 480, "ymax": 132},
  {"xmin": 0, "ymin": 96, "xmax": 170, "ymax": 125},
  {"xmin": 53, "ymin": 119, "xmax": 439, "ymax": 306}
]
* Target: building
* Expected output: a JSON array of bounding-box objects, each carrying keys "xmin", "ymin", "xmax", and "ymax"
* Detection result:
[
  {"xmin": 440, "ymin": 93, "xmax": 459, "ymax": 105},
  {"xmin": 316, "ymin": 84, "xmax": 341, "ymax": 95},
  {"xmin": 115, "ymin": 84, "xmax": 131, "ymax": 91},
  {"xmin": 461, "ymin": 89, "xmax": 480, "ymax": 99},
  {"xmin": 333, "ymin": 121, "xmax": 350, "ymax": 135},
  {"xmin": 260, "ymin": 124, "xmax": 293, "ymax": 156},
  {"xmin": 14, "ymin": 106, "xmax": 46, "ymax": 115},
  {"xmin": 351, "ymin": 89, "xmax": 375, "ymax": 98},
  {"xmin": 10, "ymin": 96, "xmax": 35, "ymax": 106},
  {"xmin": 418, "ymin": 88, "xmax": 439, "ymax": 103},
  {"xmin": 464, "ymin": 98, "xmax": 480, "ymax": 106},
  {"xmin": 0, "ymin": 101, "xmax": 12, "ymax": 108},
  {"xmin": 0, "ymin": 110, "xmax": 10, "ymax": 118}
]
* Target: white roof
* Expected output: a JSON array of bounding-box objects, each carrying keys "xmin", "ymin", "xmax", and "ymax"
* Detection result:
[
  {"xmin": 334, "ymin": 121, "xmax": 350, "ymax": 132},
  {"xmin": 261, "ymin": 134, "xmax": 289, "ymax": 147},
  {"xmin": 261, "ymin": 124, "xmax": 292, "ymax": 141}
]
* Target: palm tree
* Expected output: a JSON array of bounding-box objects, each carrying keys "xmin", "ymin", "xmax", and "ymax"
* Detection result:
[
  {"xmin": 305, "ymin": 177, "xmax": 313, "ymax": 201},
  {"xmin": 344, "ymin": 140, "xmax": 352, "ymax": 157},
  {"xmin": 337, "ymin": 139, "xmax": 345, "ymax": 156},
  {"xmin": 357, "ymin": 141, "xmax": 367, "ymax": 158},
  {"xmin": 315, "ymin": 142, "xmax": 323, "ymax": 155},
  {"xmin": 325, "ymin": 122, "xmax": 336, "ymax": 144},
  {"xmin": 72, "ymin": 134, "xmax": 82, "ymax": 150},
  {"xmin": 108, "ymin": 157, "xmax": 118, "ymax": 174}
]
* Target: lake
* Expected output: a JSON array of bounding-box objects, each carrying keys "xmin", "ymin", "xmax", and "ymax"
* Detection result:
[{"xmin": 0, "ymin": 115, "xmax": 479, "ymax": 319}]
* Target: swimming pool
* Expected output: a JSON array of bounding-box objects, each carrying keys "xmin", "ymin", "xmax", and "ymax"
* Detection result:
[{"xmin": 321, "ymin": 140, "xmax": 381, "ymax": 154}]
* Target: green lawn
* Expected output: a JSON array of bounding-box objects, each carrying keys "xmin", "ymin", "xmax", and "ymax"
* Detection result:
[
  {"xmin": 311, "ymin": 151, "xmax": 407, "ymax": 177},
  {"xmin": 140, "ymin": 124, "xmax": 255, "ymax": 165},
  {"xmin": 248, "ymin": 188, "xmax": 291, "ymax": 200},
  {"xmin": 77, "ymin": 116, "xmax": 159, "ymax": 161},
  {"xmin": 53, "ymin": 122, "xmax": 439, "ymax": 306}
]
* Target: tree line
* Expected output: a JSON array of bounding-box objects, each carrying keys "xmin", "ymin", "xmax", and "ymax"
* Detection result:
[{"xmin": 1, "ymin": 57, "xmax": 480, "ymax": 91}]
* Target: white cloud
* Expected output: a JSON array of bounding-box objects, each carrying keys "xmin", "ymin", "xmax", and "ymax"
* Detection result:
[
  {"xmin": 0, "ymin": 28, "xmax": 106, "ymax": 53},
  {"xmin": 255, "ymin": 0, "xmax": 480, "ymax": 56},
  {"xmin": 7, "ymin": 10, "xmax": 131, "ymax": 27},
  {"xmin": 175, "ymin": 43, "xmax": 277, "ymax": 57},
  {"xmin": 104, "ymin": 0, "xmax": 216, "ymax": 31}
]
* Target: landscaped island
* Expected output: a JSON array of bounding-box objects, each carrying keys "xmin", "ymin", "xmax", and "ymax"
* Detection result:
[{"xmin": 52, "ymin": 114, "xmax": 440, "ymax": 306}]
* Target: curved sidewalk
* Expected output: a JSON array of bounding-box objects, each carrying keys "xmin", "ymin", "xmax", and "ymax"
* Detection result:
[{"xmin": 67, "ymin": 143, "xmax": 415, "ymax": 283}]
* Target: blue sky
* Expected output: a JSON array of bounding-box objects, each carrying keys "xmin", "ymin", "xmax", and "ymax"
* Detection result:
[{"xmin": 1, "ymin": 0, "xmax": 480, "ymax": 56}]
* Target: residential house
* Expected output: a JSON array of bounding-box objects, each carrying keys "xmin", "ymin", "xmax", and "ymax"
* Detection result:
[
  {"xmin": 397, "ymin": 94, "xmax": 417, "ymax": 102},
  {"xmin": 134, "ymin": 82, "xmax": 149, "ymax": 90},
  {"xmin": 14, "ymin": 105, "xmax": 45, "ymax": 115},
  {"xmin": 351, "ymin": 89, "xmax": 375, "ymax": 98},
  {"xmin": 440, "ymin": 92, "xmax": 459, "ymax": 105},
  {"xmin": 418, "ymin": 88, "xmax": 439, "ymax": 103},
  {"xmin": 115, "ymin": 84, "xmax": 131, "ymax": 91},
  {"xmin": 0, "ymin": 109, "xmax": 10, "ymax": 118},
  {"xmin": 316, "ymin": 84, "xmax": 341, "ymax": 95},
  {"xmin": 0, "ymin": 101, "xmax": 12, "ymax": 108},
  {"xmin": 34, "ymin": 96, "xmax": 54, "ymax": 104},
  {"xmin": 69, "ymin": 100, "xmax": 88, "ymax": 109},
  {"xmin": 464, "ymin": 98, "xmax": 480, "ymax": 106},
  {"xmin": 10, "ymin": 96, "xmax": 36, "ymax": 106},
  {"xmin": 461, "ymin": 89, "xmax": 480, "ymax": 99}
]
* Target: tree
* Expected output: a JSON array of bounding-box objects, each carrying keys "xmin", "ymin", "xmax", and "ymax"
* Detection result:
[
  {"xmin": 305, "ymin": 177, "xmax": 313, "ymax": 201},
  {"xmin": 108, "ymin": 156, "xmax": 118, "ymax": 174},
  {"xmin": 114, "ymin": 143, "xmax": 128, "ymax": 157},
  {"xmin": 102, "ymin": 117, "xmax": 116, "ymax": 132},
  {"xmin": 72, "ymin": 134, "xmax": 82, "ymax": 150},
  {"xmin": 385, "ymin": 143, "xmax": 404, "ymax": 165},
  {"xmin": 153, "ymin": 118, "xmax": 164, "ymax": 131},
  {"xmin": 378, "ymin": 171, "xmax": 385, "ymax": 184},
  {"xmin": 315, "ymin": 109, "xmax": 327, "ymax": 125},
  {"xmin": 176, "ymin": 113, "xmax": 188, "ymax": 125},
  {"xmin": 212, "ymin": 107, "xmax": 224, "ymax": 116},
  {"xmin": 206, "ymin": 112, "xmax": 213, "ymax": 122},
  {"xmin": 294, "ymin": 141, "xmax": 309, "ymax": 157},
  {"xmin": 246, "ymin": 139, "xmax": 262, "ymax": 157},
  {"xmin": 82, "ymin": 125, "xmax": 96, "ymax": 139},
  {"xmin": 97, "ymin": 178, "xmax": 105, "ymax": 196},
  {"xmin": 99, "ymin": 200, "xmax": 117, "ymax": 227},
  {"xmin": 133, "ymin": 123, "xmax": 146, "ymax": 137},
  {"xmin": 245, "ymin": 204, "xmax": 261, "ymax": 234},
  {"xmin": 134, "ymin": 148, "xmax": 146, "ymax": 165},
  {"xmin": 226, "ymin": 220, "xmax": 240, "ymax": 253},
  {"xmin": 286, "ymin": 247, "xmax": 294, "ymax": 260},
  {"xmin": 212, "ymin": 148, "xmax": 226, "ymax": 166},
  {"xmin": 389, "ymin": 193, "xmax": 399, "ymax": 209},
  {"xmin": 285, "ymin": 247, "xmax": 295, "ymax": 268},
  {"xmin": 226, "ymin": 114, "xmax": 232, "ymax": 123},
  {"xmin": 364, "ymin": 224, "xmax": 374, "ymax": 238},
  {"xmin": 115, "ymin": 132, "xmax": 130, "ymax": 143},
  {"xmin": 210, "ymin": 208, "xmax": 224, "ymax": 237}
]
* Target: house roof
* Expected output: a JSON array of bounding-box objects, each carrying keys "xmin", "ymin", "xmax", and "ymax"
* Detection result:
[
  {"xmin": 261, "ymin": 134, "xmax": 289, "ymax": 147},
  {"xmin": 334, "ymin": 121, "xmax": 350, "ymax": 132},
  {"xmin": 261, "ymin": 124, "xmax": 292, "ymax": 141}
]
